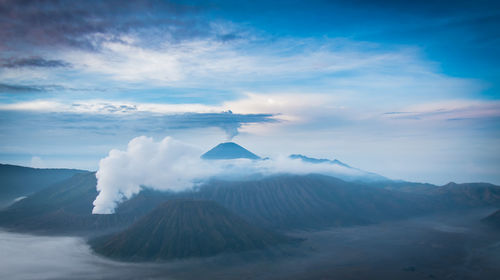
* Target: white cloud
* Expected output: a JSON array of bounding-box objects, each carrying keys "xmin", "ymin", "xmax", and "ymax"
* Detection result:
[
  {"xmin": 52, "ymin": 35, "xmax": 477, "ymax": 93},
  {"xmin": 224, "ymin": 92, "xmax": 339, "ymax": 120},
  {"xmin": 30, "ymin": 156, "xmax": 44, "ymax": 168},
  {"xmin": 0, "ymin": 100, "xmax": 65, "ymax": 112},
  {"xmin": 93, "ymin": 136, "xmax": 216, "ymax": 214},
  {"xmin": 0, "ymin": 100, "xmax": 217, "ymax": 114},
  {"xmin": 0, "ymin": 92, "xmax": 342, "ymax": 123}
]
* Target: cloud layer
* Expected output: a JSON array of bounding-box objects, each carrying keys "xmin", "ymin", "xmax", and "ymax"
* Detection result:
[{"xmin": 0, "ymin": 0, "xmax": 208, "ymax": 51}]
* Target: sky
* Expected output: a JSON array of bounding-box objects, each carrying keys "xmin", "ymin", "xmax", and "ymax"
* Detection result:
[{"xmin": 0, "ymin": 0, "xmax": 499, "ymax": 184}]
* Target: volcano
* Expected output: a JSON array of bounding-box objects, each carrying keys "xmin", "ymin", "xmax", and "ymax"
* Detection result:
[{"xmin": 201, "ymin": 142, "xmax": 260, "ymax": 160}]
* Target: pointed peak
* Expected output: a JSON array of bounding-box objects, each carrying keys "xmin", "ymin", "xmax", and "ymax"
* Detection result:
[
  {"xmin": 217, "ymin": 142, "xmax": 243, "ymax": 147},
  {"xmin": 202, "ymin": 142, "xmax": 260, "ymax": 160}
]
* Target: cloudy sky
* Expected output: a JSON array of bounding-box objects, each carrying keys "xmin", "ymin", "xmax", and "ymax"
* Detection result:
[{"xmin": 0, "ymin": 0, "xmax": 499, "ymax": 184}]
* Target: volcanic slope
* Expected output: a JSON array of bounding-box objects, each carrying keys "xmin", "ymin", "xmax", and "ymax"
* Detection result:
[
  {"xmin": 0, "ymin": 172, "xmax": 174, "ymax": 234},
  {"xmin": 91, "ymin": 199, "xmax": 292, "ymax": 261},
  {"xmin": 482, "ymin": 209, "xmax": 500, "ymax": 228},
  {"xmin": 0, "ymin": 163, "xmax": 85, "ymax": 207},
  {"xmin": 189, "ymin": 174, "xmax": 444, "ymax": 230}
]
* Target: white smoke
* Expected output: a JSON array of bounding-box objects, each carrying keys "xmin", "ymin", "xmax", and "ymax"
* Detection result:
[
  {"xmin": 92, "ymin": 136, "xmax": 218, "ymax": 214},
  {"xmin": 92, "ymin": 136, "xmax": 368, "ymax": 214},
  {"xmin": 30, "ymin": 156, "xmax": 44, "ymax": 168}
]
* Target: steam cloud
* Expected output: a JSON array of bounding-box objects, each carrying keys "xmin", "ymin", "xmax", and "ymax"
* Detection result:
[
  {"xmin": 93, "ymin": 136, "xmax": 218, "ymax": 214},
  {"xmin": 93, "ymin": 136, "xmax": 364, "ymax": 214}
]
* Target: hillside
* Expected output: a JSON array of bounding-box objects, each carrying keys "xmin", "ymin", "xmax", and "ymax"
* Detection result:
[
  {"xmin": 481, "ymin": 209, "xmax": 500, "ymax": 228},
  {"xmin": 190, "ymin": 174, "xmax": 442, "ymax": 230},
  {"xmin": 91, "ymin": 199, "xmax": 292, "ymax": 261},
  {"xmin": 288, "ymin": 154, "xmax": 388, "ymax": 182},
  {"xmin": 0, "ymin": 163, "xmax": 85, "ymax": 207},
  {"xmin": 432, "ymin": 182, "xmax": 500, "ymax": 207},
  {"xmin": 0, "ymin": 172, "xmax": 174, "ymax": 234}
]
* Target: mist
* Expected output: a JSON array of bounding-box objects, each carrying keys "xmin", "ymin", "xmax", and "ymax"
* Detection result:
[
  {"xmin": 93, "ymin": 136, "xmax": 368, "ymax": 214},
  {"xmin": 0, "ymin": 230, "xmax": 117, "ymax": 280},
  {"xmin": 2, "ymin": 209, "xmax": 499, "ymax": 280}
]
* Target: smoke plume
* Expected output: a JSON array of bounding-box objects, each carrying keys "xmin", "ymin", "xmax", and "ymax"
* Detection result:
[{"xmin": 92, "ymin": 136, "xmax": 218, "ymax": 214}]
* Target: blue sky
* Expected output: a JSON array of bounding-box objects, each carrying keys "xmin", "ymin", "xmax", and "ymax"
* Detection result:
[{"xmin": 0, "ymin": 0, "xmax": 499, "ymax": 184}]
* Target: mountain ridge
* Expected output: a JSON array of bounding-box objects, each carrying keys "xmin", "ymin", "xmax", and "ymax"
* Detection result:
[
  {"xmin": 0, "ymin": 163, "xmax": 87, "ymax": 208},
  {"xmin": 1, "ymin": 163, "xmax": 500, "ymax": 236},
  {"xmin": 289, "ymin": 154, "xmax": 351, "ymax": 167},
  {"xmin": 288, "ymin": 154, "xmax": 388, "ymax": 182}
]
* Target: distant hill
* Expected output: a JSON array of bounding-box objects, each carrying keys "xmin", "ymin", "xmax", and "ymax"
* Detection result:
[
  {"xmin": 289, "ymin": 154, "xmax": 351, "ymax": 167},
  {"xmin": 0, "ymin": 172, "xmax": 174, "ymax": 234},
  {"xmin": 481, "ymin": 209, "xmax": 500, "ymax": 228},
  {"xmin": 0, "ymin": 163, "xmax": 86, "ymax": 208},
  {"xmin": 367, "ymin": 180, "xmax": 437, "ymax": 192},
  {"xmin": 201, "ymin": 142, "xmax": 260, "ymax": 160},
  {"xmin": 90, "ymin": 199, "xmax": 292, "ymax": 261},
  {"xmin": 288, "ymin": 154, "xmax": 388, "ymax": 182},
  {"xmin": 431, "ymin": 182, "xmax": 500, "ymax": 207},
  {"xmin": 369, "ymin": 181, "xmax": 500, "ymax": 207}
]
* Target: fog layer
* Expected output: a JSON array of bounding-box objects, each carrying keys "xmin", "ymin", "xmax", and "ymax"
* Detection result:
[{"xmin": 2, "ymin": 209, "xmax": 499, "ymax": 280}]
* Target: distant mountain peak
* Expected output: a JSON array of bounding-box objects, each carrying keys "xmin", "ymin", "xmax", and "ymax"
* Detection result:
[
  {"xmin": 288, "ymin": 154, "xmax": 388, "ymax": 182},
  {"xmin": 201, "ymin": 142, "xmax": 260, "ymax": 160},
  {"xmin": 289, "ymin": 154, "xmax": 350, "ymax": 168}
]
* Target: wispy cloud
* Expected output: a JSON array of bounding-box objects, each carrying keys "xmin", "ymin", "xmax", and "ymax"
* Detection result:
[
  {"xmin": 384, "ymin": 100, "xmax": 500, "ymax": 121},
  {"xmin": 0, "ymin": 32, "xmax": 481, "ymax": 108},
  {"xmin": 61, "ymin": 37, "xmax": 448, "ymax": 88},
  {"xmin": 0, "ymin": 57, "xmax": 71, "ymax": 68},
  {"xmin": 0, "ymin": 83, "xmax": 43, "ymax": 93}
]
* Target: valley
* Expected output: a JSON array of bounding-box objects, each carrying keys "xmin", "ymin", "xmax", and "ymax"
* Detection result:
[{"xmin": 1, "ymin": 208, "xmax": 499, "ymax": 280}]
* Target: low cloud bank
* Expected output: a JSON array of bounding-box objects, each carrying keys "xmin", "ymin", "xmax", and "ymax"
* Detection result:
[{"xmin": 93, "ymin": 136, "xmax": 363, "ymax": 214}]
